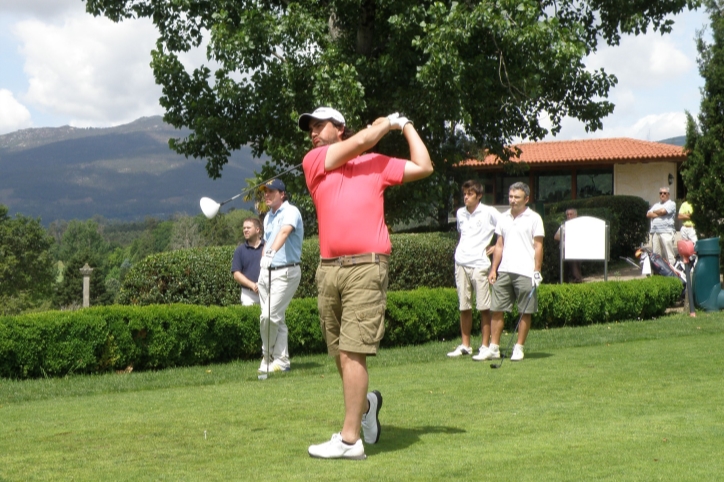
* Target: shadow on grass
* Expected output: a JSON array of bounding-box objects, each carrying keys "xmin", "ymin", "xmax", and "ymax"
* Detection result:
[
  {"xmin": 366, "ymin": 425, "xmax": 466, "ymax": 455},
  {"xmin": 524, "ymin": 352, "xmax": 553, "ymax": 360},
  {"xmin": 293, "ymin": 361, "xmax": 326, "ymax": 370},
  {"xmin": 495, "ymin": 351, "xmax": 553, "ymax": 361}
]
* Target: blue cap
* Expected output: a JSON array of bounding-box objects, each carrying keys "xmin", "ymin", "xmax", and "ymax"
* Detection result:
[{"xmin": 260, "ymin": 178, "xmax": 286, "ymax": 192}]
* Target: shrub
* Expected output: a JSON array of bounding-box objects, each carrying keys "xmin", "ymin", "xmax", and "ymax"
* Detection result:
[
  {"xmin": 534, "ymin": 276, "xmax": 682, "ymax": 329},
  {"xmin": 0, "ymin": 277, "xmax": 681, "ymax": 379},
  {"xmin": 119, "ymin": 232, "xmax": 458, "ymax": 306}
]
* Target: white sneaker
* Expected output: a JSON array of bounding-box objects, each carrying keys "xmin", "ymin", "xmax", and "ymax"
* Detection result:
[
  {"xmin": 447, "ymin": 344, "xmax": 473, "ymax": 357},
  {"xmin": 472, "ymin": 344, "xmax": 500, "ymax": 361},
  {"xmin": 308, "ymin": 433, "xmax": 366, "ymax": 460},
  {"xmin": 257, "ymin": 358, "xmax": 270, "ymax": 373},
  {"xmin": 511, "ymin": 344, "xmax": 525, "ymax": 361},
  {"xmin": 361, "ymin": 391, "xmax": 382, "ymax": 444},
  {"xmin": 269, "ymin": 359, "xmax": 290, "ymax": 372}
]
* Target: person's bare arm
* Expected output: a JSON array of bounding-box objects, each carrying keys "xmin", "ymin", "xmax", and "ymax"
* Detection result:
[
  {"xmin": 269, "ymin": 225, "xmax": 294, "ymax": 252},
  {"xmin": 325, "ymin": 117, "xmax": 393, "ymax": 171},
  {"xmin": 233, "ymin": 271, "xmax": 258, "ymax": 292},
  {"xmin": 488, "ymin": 236, "xmax": 504, "ymax": 284},
  {"xmin": 678, "ymin": 212, "xmax": 691, "ymax": 221},
  {"xmin": 401, "ymin": 124, "xmax": 433, "ymax": 183},
  {"xmin": 534, "ymin": 236, "xmax": 544, "ymax": 272}
]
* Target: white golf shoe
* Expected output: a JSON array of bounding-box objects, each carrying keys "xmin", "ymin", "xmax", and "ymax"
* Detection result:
[
  {"xmin": 257, "ymin": 358, "xmax": 271, "ymax": 373},
  {"xmin": 447, "ymin": 344, "xmax": 473, "ymax": 357},
  {"xmin": 361, "ymin": 391, "xmax": 382, "ymax": 444},
  {"xmin": 269, "ymin": 359, "xmax": 290, "ymax": 372},
  {"xmin": 511, "ymin": 344, "xmax": 525, "ymax": 361},
  {"xmin": 308, "ymin": 433, "xmax": 366, "ymax": 460},
  {"xmin": 472, "ymin": 344, "xmax": 500, "ymax": 361}
]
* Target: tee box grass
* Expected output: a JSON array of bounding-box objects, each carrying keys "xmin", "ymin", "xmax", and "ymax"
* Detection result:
[{"xmin": 0, "ymin": 312, "xmax": 722, "ymax": 481}]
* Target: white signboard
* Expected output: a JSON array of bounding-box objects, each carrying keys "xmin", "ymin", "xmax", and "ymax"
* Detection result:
[{"xmin": 563, "ymin": 216, "xmax": 608, "ymax": 261}]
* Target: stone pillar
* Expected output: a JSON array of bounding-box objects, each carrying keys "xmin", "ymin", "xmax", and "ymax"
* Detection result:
[{"xmin": 79, "ymin": 263, "xmax": 94, "ymax": 308}]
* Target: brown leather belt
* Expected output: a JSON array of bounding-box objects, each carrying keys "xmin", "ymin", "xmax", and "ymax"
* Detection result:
[{"xmin": 320, "ymin": 253, "xmax": 389, "ymax": 267}]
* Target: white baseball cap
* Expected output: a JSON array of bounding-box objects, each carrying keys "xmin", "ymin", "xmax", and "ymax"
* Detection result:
[{"xmin": 298, "ymin": 107, "xmax": 345, "ymax": 131}]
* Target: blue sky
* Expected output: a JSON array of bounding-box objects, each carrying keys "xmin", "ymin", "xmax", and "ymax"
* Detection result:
[{"xmin": 0, "ymin": 1, "xmax": 711, "ymax": 141}]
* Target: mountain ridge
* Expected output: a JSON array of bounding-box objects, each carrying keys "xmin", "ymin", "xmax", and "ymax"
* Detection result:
[{"xmin": 0, "ymin": 116, "xmax": 264, "ymax": 224}]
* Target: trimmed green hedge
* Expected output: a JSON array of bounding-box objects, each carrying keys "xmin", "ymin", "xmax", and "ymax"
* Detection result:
[
  {"xmin": 118, "ymin": 232, "xmax": 457, "ymax": 306},
  {"xmin": 0, "ymin": 277, "xmax": 681, "ymax": 379},
  {"xmin": 534, "ymin": 277, "xmax": 681, "ymax": 329}
]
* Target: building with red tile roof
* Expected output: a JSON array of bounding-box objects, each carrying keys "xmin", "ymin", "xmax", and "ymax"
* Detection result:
[{"xmin": 460, "ymin": 138, "xmax": 686, "ymax": 207}]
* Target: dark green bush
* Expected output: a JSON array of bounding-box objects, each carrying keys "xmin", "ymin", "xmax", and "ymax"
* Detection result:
[
  {"xmin": 119, "ymin": 233, "xmax": 457, "ymax": 306},
  {"xmin": 0, "ymin": 277, "xmax": 681, "ymax": 379}
]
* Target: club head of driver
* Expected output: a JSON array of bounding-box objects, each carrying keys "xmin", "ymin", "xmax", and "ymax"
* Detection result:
[
  {"xmin": 257, "ymin": 374, "xmax": 268, "ymax": 380},
  {"xmin": 200, "ymin": 197, "xmax": 221, "ymax": 219}
]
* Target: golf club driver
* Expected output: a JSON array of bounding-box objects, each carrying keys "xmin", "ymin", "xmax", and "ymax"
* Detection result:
[
  {"xmin": 200, "ymin": 162, "xmax": 303, "ymax": 219},
  {"xmin": 491, "ymin": 286, "xmax": 536, "ymax": 369},
  {"xmin": 258, "ymin": 267, "xmax": 273, "ymax": 381}
]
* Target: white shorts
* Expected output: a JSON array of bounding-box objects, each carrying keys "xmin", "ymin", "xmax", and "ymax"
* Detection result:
[{"xmin": 680, "ymin": 226, "xmax": 698, "ymax": 243}]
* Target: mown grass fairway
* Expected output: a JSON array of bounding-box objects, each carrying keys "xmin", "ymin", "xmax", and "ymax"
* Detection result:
[{"xmin": 1, "ymin": 313, "xmax": 723, "ymax": 481}]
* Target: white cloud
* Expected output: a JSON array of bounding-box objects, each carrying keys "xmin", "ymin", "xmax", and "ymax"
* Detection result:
[
  {"xmin": 0, "ymin": 88, "xmax": 32, "ymax": 134},
  {"xmin": 544, "ymin": 8, "xmax": 706, "ymax": 142},
  {"xmin": 0, "ymin": 0, "xmax": 81, "ymax": 20},
  {"xmin": 588, "ymin": 35, "xmax": 694, "ymax": 89},
  {"xmin": 545, "ymin": 111, "xmax": 687, "ymax": 142},
  {"xmin": 627, "ymin": 112, "xmax": 688, "ymax": 141},
  {"xmin": 609, "ymin": 88, "xmax": 636, "ymax": 116},
  {"xmin": 14, "ymin": 14, "xmax": 164, "ymax": 127}
]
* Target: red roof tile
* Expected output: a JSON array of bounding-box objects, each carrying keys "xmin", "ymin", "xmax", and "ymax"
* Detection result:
[{"xmin": 462, "ymin": 138, "xmax": 686, "ymax": 167}]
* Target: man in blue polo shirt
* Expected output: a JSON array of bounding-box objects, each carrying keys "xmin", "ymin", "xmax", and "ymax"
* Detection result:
[
  {"xmin": 258, "ymin": 179, "xmax": 304, "ymax": 372},
  {"xmin": 231, "ymin": 217, "xmax": 265, "ymax": 306}
]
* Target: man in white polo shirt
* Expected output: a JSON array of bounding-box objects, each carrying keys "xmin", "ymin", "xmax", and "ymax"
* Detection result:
[
  {"xmin": 480, "ymin": 182, "xmax": 544, "ymax": 362},
  {"xmin": 446, "ymin": 179, "xmax": 499, "ymax": 360}
]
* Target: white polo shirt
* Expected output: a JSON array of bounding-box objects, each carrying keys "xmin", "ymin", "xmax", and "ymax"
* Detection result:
[
  {"xmin": 455, "ymin": 203, "xmax": 499, "ymax": 269},
  {"xmin": 496, "ymin": 207, "xmax": 545, "ymax": 278}
]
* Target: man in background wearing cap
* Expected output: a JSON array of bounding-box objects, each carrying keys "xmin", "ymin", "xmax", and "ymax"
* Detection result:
[
  {"xmin": 257, "ymin": 178, "xmax": 304, "ymax": 373},
  {"xmin": 300, "ymin": 107, "xmax": 433, "ymax": 459}
]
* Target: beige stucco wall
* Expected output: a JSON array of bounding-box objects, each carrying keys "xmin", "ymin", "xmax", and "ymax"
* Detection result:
[{"xmin": 614, "ymin": 162, "xmax": 678, "ymax": 206}]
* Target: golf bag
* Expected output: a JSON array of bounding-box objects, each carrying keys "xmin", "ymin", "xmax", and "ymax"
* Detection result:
[
  {"xmin": 649, "ymin": 251, "xmax": 681, "ymax": 278},
  {"xmin": 636, "ymin": 246, "xmax": 685, "ymax": 298}
]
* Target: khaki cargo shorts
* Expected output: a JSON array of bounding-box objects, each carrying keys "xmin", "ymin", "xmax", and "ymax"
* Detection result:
[
  {"xmin": 455, "ymin": 263, "xmax": 491, "ymax": 311},
  {"xmin": 316, "ymin": 258, "xmax": 389, "ymax": 357}
]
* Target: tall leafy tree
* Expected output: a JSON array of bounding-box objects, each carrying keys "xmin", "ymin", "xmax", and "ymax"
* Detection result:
[
  {"xmin": 683, "ymin": 0, "xmax": 724, "ymax": 239},
  {"xmin": 0, "ymin": 205, "xmax": 56, "ymax": 311},
  {"xmin": 86, "ymin": 0, "xmax": 699, "ymax": 226},
  {"xmin": 128, "ymin": 218, "xmax": 174, "ymax": 261},
  {"xmin": 55, "ymin": 219, "xmax": 111, "ymax": 262},
  {"xmin": 170, "ymin": 213, "xmax": 203, "ymax": 250}
]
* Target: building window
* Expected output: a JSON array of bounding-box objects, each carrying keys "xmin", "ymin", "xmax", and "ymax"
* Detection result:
[
  {"xmin": 577, "ymin": 169, "xmax": 612, "ymax": 198},
  {"xmin": 476, "ymin": 176, "xmax": 494, "ymax": 206},
  {"xmin": 495, "ymin": 175, "xmax": 529, "ymax": 204},
  {"xmin": 535, "ymin": 172, "xmax": 572, "ymax": 203}
]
